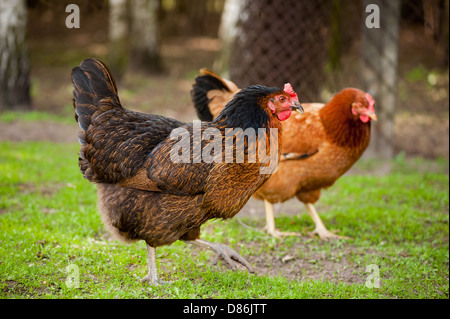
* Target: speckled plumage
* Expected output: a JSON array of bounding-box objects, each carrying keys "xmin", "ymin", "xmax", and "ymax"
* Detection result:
[{"xmin": 72, "ymin": 59, "xmax": 290, "ymax": 250}]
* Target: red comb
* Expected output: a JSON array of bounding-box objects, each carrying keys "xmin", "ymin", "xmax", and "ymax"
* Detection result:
[
  {"xmin": 365, "ymin": 93, "xmax": 375, "ymax": 112},
  {"xmin": 284, "ymin": 83, "xmax": 299, "ymax": 102}
]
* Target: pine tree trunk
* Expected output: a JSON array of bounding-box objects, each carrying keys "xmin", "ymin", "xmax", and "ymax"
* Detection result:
[
  {"xmin": 130, "ymin": 0, "xmax": 163, "ymax": 74},
  {"xmin": 0, "ymin": 0, "xmax": 31, "ymax": 110}
]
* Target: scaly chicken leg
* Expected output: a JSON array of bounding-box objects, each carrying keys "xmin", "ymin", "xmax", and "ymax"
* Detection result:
[
  {"xmin": 142, "ymin": 244, "xmax": 169, "ymax": 285},
  {"xmin": 263, "ymin": 199, "xmax": 349, "ymax": 241},
  {"xmin": 264, "ymin": 200, "xmax": 301, "ymax": 238},
  {"xmin": 305, "ymin": 203, "xmax": 349, "ymax": 241},
  {"xmin": 183, "ymin": 239, "xmax": 255, "ymax": 273}
]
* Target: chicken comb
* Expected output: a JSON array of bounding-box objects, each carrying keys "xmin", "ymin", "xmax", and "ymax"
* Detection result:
[
  {"xmin": 283, "ymin": 83, "xmax": 299, "ymax": 102},
  {"xmin": 365, "ymin": 93, "xmax": 375, "ymax": 112}
]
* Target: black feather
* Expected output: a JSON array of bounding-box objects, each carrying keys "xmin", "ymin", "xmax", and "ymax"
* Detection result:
[
  {"xmin": 215, "ymin": 85, "xmax": 280, "ymax": 131},
  {"xmin": 72, "ymin": 58, "xmax": 122, "ymax": 134},
  {"xmin": 191, "ymin": 72, "xmax": 231, "ymax": 121},
  {"xmin": 71, "ymin": 68, "xmax": 94, "ymax": 95}
]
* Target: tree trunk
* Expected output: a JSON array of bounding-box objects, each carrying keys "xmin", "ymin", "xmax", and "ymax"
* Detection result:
[
  {"xmin": 440, "ymin": 0, "xmax": 449, "ymax": 67},
  {"xmin": 130, "ymin": 0, "xmax": 163, "ymax": 74},
  {"xmin": 185, "ymin": 0, "xmax": 208, "ymax": 36},
  {"xmin": 328, "ymin": 0, "xmax": 343, "ymax": 71},
  {"xmin": 214, "ymin": 0, "xmax": 246, "ymax": 77},
  {"xmin": 108, "ymin": 0, "xmax": 130, "ymax": 80},
  {"xmin": 0, "ymin": 0, "xmax": 31, "ymax": 110},
  {"xmin": 361, "ymin": 0, "xmax": 401, "ymax": 160},
  {"xmin": 423, "ymin": 0, "xmax": 442, "ymax": 40}
]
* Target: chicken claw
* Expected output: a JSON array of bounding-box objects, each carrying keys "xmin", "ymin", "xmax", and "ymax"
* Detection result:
[
  {"xmin": 308, "ymin": 228, "xmax": 350, "ymax": 241},
  {"xmin": 264, "ymin": 226, "xmax": 302, "ymax": 239},
  {"xmin": 305, "ymin": 203, "xmax": 350, "ymax": 241},
  {"xmin": 184, "ymin": 239, "xmax": 255, "ymax": 273},
  {"xmin": 264, "ymin": 200, "xmax": 302, "ymax": 239},
  {"xmin": 210, "ymin": 243, "xmax": 255, "ymax": 273}
]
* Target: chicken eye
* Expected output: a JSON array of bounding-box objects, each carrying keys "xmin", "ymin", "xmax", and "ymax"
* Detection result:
[{"xmin": 279, "ymin": 96, "xmax": 286, "ymax": 102}]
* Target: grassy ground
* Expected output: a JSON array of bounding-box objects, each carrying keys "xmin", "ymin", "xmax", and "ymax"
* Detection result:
[{"xmin": 0, "ymin": 140, "xmax": 448, "ymax": 299}]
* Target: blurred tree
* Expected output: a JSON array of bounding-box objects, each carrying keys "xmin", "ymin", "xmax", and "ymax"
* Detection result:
[
  {"xmin": 432, "ymin": 0, "xmax": 449, "ymax": 67},
  {"xmin": 442, "ymin": 0, "xmax": 449, "ymax": 66},
  {"xmin": 175, "ymin": 0, "xmax": 206, "ymax": 35},
  {"xmin": 327, "ymin": 0, "xmax": 343, "ymax": 72},
  {"xmin": 108, "ymin": 0, "xmax": 130, "ymax": 80},
  {"xmin": 130, "ymin": 0, "xmax": 163, "ymax": 73},
  {"xmin": 159, "ymin": 0, "xmax": 224, "ymax": 37},
  {"xmin": 214, "ymin": 0, "xmax": 244, "ymax": 77},
  {"xmin": 361, "ymin": 0, "xmax": 401, "ymax": 160},
  {"xmin": 424, "ymin": 0, "xmax": 443, "ymax": 41},
  {"xmin": 0, "ymin": 0, "xmax": 31, "ymax": 110}
]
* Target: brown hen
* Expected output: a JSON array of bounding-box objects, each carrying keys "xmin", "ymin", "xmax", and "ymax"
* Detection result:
[{"xmin": 191, "ymin": 69, "xmax": 377, "ymax": 240}]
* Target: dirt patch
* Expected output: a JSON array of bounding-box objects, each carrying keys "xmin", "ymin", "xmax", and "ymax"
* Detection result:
[
  {"xmin": 395, "ymin": 113, "xmax": 449, "ymax": 159},
  {"xmin": 6, "ymin": 182, "xmax": 68, "ymax": 197},
  {"xmin": 248, "ymin": 243, "xmax": 369, "ymax": 284},
  {"xmin": 0, "ymin": 121, "xmax": 79, "ymax": 144},
  {"xmin": 184, "ymin": 238, "xmax": 377, "ymax": 286},
  {"xmin": 1, "ymin": 280, "xmax": 51, "ymax": 297},
  {"xmin": 198, "ymin": 199, "xmax": 379, "ymax": 285},
  {"xmin": 195, "ymin": 203, "xmax": 377, "ymax": 286}
]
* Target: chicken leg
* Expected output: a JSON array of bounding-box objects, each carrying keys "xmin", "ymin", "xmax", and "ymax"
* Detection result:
[
  {"xmin": 263, "ymin": 200, "xmax": 301, "ymax": 238},
  {"xmin": 305, "ymin": 203, "xmax": 349, "ymax": 241},
  {"xmin": 183, "ymin": 239, "xmax": 255, "ymax": 273},
  {"xmin": 141, "ymin": 244, "xmax": 168, "ymax": 285}
]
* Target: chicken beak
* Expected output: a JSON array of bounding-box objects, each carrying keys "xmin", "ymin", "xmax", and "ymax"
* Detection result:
[
  {"xmin": 368, "ymin": 112, "xmax": 378, "ymax": 121},
  {"xmin": 291, "ymin": 101, "xmax": 304, "ymax": 115}
]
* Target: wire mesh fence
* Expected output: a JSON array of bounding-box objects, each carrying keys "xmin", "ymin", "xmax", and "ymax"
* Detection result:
[{"xmin": 227, "ymin": 0, "xmax": 449, "ymax": 159}]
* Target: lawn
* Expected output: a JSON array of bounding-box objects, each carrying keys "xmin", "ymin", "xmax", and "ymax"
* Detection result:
[{"xmin": 0, "ymin": 140, "xmax": 448, "ymax": 299}]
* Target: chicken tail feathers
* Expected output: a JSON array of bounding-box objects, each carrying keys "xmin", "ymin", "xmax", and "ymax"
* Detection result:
[
  {"xmin": 72, "ymin": 58, "xmax": 122, "ymax": 181},
  {"xmin": 72, "ymin": 58, "xmax": 122, "ymax": 133},
  {"xmin": 191, "ymin": 69, "xmax": 232, "ymax": 122}
]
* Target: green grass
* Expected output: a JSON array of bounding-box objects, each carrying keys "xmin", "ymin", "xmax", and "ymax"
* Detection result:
[
  {"xmin": 0, "ymin": 141, "xmax": 448, "ymax": 299},
  {"xmin": 0, "ymin": 111, "xmax": 74, "ymax": 125}
]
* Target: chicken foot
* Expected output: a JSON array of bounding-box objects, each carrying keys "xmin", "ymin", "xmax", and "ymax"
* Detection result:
[
  {"xmin": 183, "ymin": 239, "xmax": 255, "ymax": 273},
  {"xmin": 305, "ymin": 203, "xmax": 350, "ymax": 241},
  {"xmin": 264, "ymin": 200, "xmax": 302, "ymax": 238},
  {"xmin": 141, "ymin": 244, "xmax": 168, "ymax": 285}
]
